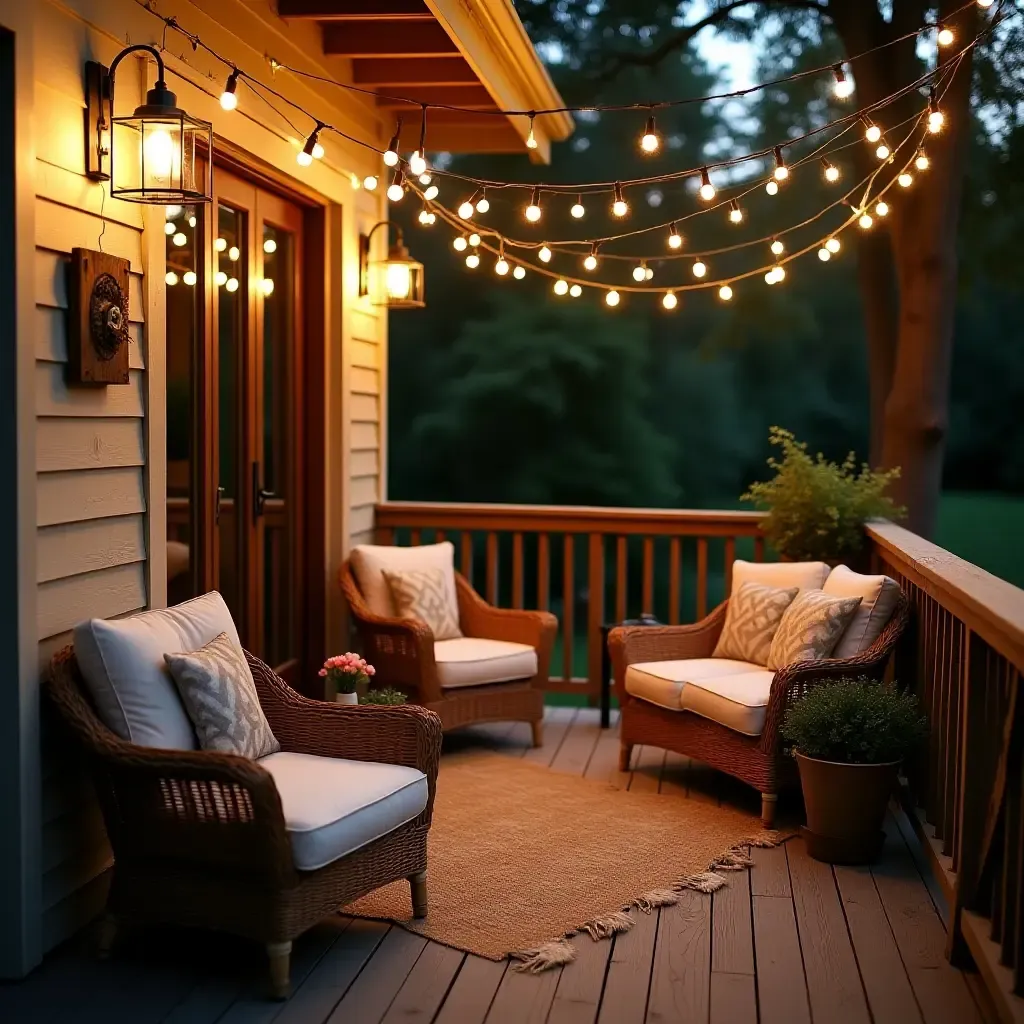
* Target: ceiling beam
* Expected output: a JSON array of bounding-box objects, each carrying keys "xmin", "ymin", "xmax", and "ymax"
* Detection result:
[
  {"xmin": 418, "ymin": 125, "xmax": 525, "ymax": 153},
  {"xmin": 277, "ymin": 0, "xmax": 432, "ymax": 20},
  {"xmin": 322, "ymin": 21, "xmax": 458, "ymax": 58},
  {"xmin": 352, "ymin": 57, "xmax": 478, "ymax": 87},
  {"xmin": 375, "ymin": 85, "xmax": 495, "ymax": 109}
]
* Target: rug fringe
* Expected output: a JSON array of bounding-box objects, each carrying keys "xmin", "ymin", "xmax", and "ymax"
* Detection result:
[
  {"xmin": 579, "ymin": 910, "xmax": 635, "ymax": 941},
  {"xmin": 712, "ymin": 850, "xmax": 754, "ymax": 871},
  {"xmin": 676, "ymin": 870, "xmax": 729, "ymax": 893},
  {"xmin": 632, "ymin": 888, "xmax": 680, "ymax": 913},
  {"xmin": 511, "ymin": 938, "xmax": 577, "ymax": 973}
]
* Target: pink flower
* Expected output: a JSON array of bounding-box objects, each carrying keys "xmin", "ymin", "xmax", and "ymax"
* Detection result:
[
  {"xmin": 366, "ymin": 665, "xmax": 376, "ymax": 676},
  {"xmin": 318, "ymin": 668, "xmax": 327, "ymax": 677}
]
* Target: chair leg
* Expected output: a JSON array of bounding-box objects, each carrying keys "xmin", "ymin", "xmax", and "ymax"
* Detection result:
[
  {"xmin": 96, "ymin": 913, "xmax": 117, "ymax": 959},
  {"xmin": 761, "ymin": 792, "xmax": 778, "ymax": 829},
  {"xmin": 531, "ymin": 719, "xmax": 544, "ymax": 748},
  {"xmin": 409, "ymin": 870, "xmax": 428, "ymax": 918},
  {"xmin": 266, "ymin": 941, "xmax": 292, "ymax": 1000},
  {"xmin": 619, "ymin": 742, "xmax": 633, "ymax": 772}
]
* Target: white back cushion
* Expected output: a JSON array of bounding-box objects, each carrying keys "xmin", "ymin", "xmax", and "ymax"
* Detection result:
[
  {"xmin": 823, "ymin": 564, "xmax": 902, "ymax": 658},
  {"xmin": 73, "ymin": 591, "xmax": 242, "ymax": 749},
  {"xmin": 730, "ymin": 559, "xmax": 830, "ymax": 597},
  {"xmin": 350, "ymin": 542, "xmax": 459, "ymax": 619}
]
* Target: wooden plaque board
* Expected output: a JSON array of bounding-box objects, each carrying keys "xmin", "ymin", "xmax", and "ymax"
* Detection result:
[{"xmin": 67, "ymin": 247, "xmax": 131, "ymax": 385}]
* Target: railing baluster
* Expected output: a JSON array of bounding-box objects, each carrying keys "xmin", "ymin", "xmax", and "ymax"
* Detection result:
[
  {"xmin": 486, "ymin": 532, "xmax": 499, "ymax": 605},
  {"xmin": 588, "ymin": 533, "xmax": 605, "ymax": 698},
  {"xmin": 537, "ymin": 533, "xmax": 550, "ymax": 611},
  {"xmin": 724, "ymin": 538, "xmax": 735, "ymax": 593},
  {"xmin": 410, "ymin": 528, "xmax": 420, "ymax": 546},
  {"xmin": 563, "ymin": 535, "xmax": 574, "ymax": 683},
  {"xmin": 669, "ymin": 538, "xmax": 681, "ymax": 625},
  {"xmin": 512, "ymin": 532, "xmax": 524, "ymax": 610},
  {"xmin": 642, "ymin": 537, "xmax": 654, "ymax": 615},
  {"xmin": 934, "ymin": 603, "xmax": 950, "ymax": 841},
  {"xmin": 460, "ymin": 531, "xmax": 473, "ymax": 583},
  {"xmin": 615, "ymin": 537, "xmax": 627, "ymax": 623},
  {"xmin": 944, "ymin": 618, "xmax": 965, "ymax": 858},
  {"xmin": 376, "ymin": 525, "xmax": 394, "ymax": 545},
  {"xmin": 754, "ymin": 535, "xmax": 765, "ymax": 562},
  {"xmin": 696, "ymin": 538, "xmax": 708, "ymax": 619}
]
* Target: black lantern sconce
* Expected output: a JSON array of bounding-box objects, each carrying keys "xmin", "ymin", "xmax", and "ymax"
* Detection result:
[
  {"xmin": 85, "ymin": 45, "xmax": 213, "ymax": 205},
  {"xmin": 359, "ymin": 222, "xmax": 425, "ymax": 309}
]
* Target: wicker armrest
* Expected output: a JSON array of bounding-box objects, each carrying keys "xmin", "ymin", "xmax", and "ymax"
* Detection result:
[{"xmin": 455, "ymin": 574, "xmax": 558, "ymax": 648}]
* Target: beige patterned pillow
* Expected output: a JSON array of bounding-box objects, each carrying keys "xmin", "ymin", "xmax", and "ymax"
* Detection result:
[
  {"xmin": 163, "ymin": 632, "xmax": 280, "ymax": 759},
  {"xmin": 767, "ymin": 589, "xmax": 864, "ymax": 670},
  {"xmin": 384, "ymin": 568, "xmax": 463, "ymax": 641},
  {"xmin": 713, "ymin": 581, "xmax": 800, "ymax": 666}
]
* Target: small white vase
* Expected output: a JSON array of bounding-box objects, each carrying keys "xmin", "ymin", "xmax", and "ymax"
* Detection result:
[{"xmin": 335, "ymin": 691, "xmax": 359, "ymax": 705}]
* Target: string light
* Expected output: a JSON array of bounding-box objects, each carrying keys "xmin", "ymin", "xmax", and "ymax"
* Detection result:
[
  {"xmin": 494, "ymin": 254, "xmax": 509, "ymax": 275},
  {"xmin": 832, "ymin": 64, "xmax": 853, "ymax": 99},
  {"xmin": 458, "ymin": 192, "xmax": 479, "ymax": 219},
  {"xmin": 569, "ymin": 284, "xmax": 583, "ymax": 298},
  {"xmin": 773, "ymin": 146, "xmax": 789, "ymax": 181},
  {"xmin": 728, "ymin": 199, "xmax": 744, "ymax": 224},
  {"xmin": 418, "ymin": 205, "xmax": 435, "ymax": 226},
  {"xmin": 640, "ymin": 114, "xmax": 660, "ymax": 154},
  {"xmin": 698, "ymin": 167, "xmax": 716, "ymax": 202},
  {"xmin": 227, "ymin": 278, "xmax": 240, "ymax": 293},
  {"xmin": 692, "ymin": 259, "xmax": 707, "ymax": 278},
  {"xmin": 164, "ymin": 221, "xmax": 175, "ymax": 236},
  {"xmin": 632, "ymin": 262, "xmax": 648, "ymax": 283},
  {"xmin": 821, "ymin": 157, "xmax": 840, "ymax": 183},
  {"xmin": 220, "ymin": 69, "xmax": 240, "ymax": 110},
  {"xmin": 228, "ymin": 246, "xmax": 240, "ymax": 261},
  {"xmin": 937, "ymin": 22, "xmax": 954, "ymax": 47},
  {"xmin": 409, "ymin": 150, "xmax": 428, "ymax": 178},
  {"xmin": 583, "ymin": 245, "xmax": 599, "ymax": 271},
  {"xmin": 214, "ymin": 237, "xmax": 227, "ymax": 253},
  {"xmin": 718, "ymin": 285, "xmax": 733, "ymax": 302},
  {"xmin": 453, "ymin": 235, "xmax": 468, "ymax": 252},
  {"xmin": 215, "ymin": 270, "xmax": 228, "ymax": 286},
  {"xmin": 383, "ymin": 121, "xmax": 401, "ymax": 167},
  {"xmin": 423, "ymin": 184, "xmax": 439, "ymax": 201},
  {"xmin": 553, "ymin": 278, "xmax": 569, "ymax": 295},
  {"xmin": 859, "ymin": 211, "xmax": 874, "ymax": 229},
  {"xmin": 978, "ymin": 0, "xmax": 994, "ymax": 7},
  {"xmin": 770, "ymin": 238, "xmax": 785, "ymax": 256},
  {"xmin": 875, "ymin": 200, "xmax": 889, "ymax": 217},
  {"xmin": 263, "ymin": 238, "xmax": 277, "ymax": 254},
  {"xmin": 605, "ymin": 290, "xmax": 620, "ymax": 307},
  {"xmin": 183, "ymin": 270, "xmax": 197, "ymax": 286},
  {"xmin": 386, "ymin": 170, "xmax": 405, "ymax": 202},
  {"xmin": 363, "ymin": 175, "xmax": 378, "ymax": 191},
  {"xmin": 469, "ymin": 233, "xmax": 481, "ymax": 246},
  {"xmin": 526, "ymin": 113, "xmax": 538, "ymax": 150},
  {"xmin": 465, "ymin": 249, "xmax": 480, "ymax": 269},
  {"xmin": 172, "ymin": 231, "xmax": 186, "ymax": 247},
  {"xmin": 525, "ymin": 187, "xmax": 542, "ymax": 223},
  {"xmin": 662, "ymin": 291, "xmax": 678, "ymax": 310},
  {"xmin": 475, "ymin": 190, "xmax": 490, "ymax": 214},
  {"xmin": 765, "ymin": 180, "xmax": 779, "ymax": 196},
  {"xmin": 915, "ymin": 149, "xmax": 931, "ymax": 171},
  {"xmin": 875, "ymin": 138, "xmax": 891, "ymax": 161},
  {"xmin": 539, "ymin": 245, "xmax": 552, "ymax": 262},
  {"xmin": 928, "ymin": 90, "xmax": 945, "ymax": 133},
  {"xmin": 419, "ymin": 173, "xmax": 432, "ymax": 185},
  {"xmin": 898, "ymin": 171, "xmax": 914, "ymax": 187},
  {"xmin": 667, "ymin": 223, "xmax": 683, "ymax": 249},
  {"xmin": 513, "ymin": 265, "xmax": 527, "ymax": 280},
  {"xmin": 818, "ymin": 246, "xmax": 831, "ymax": 261},
  {"xmin": 571, "ymin": 195, "xmax": 586, "ymax": 219},
  {"xmin": 165, "ymin": 270, "xmax": 179, "ymax": 286},
  {"xmin": 612, "ymin": 182, "xmax": 629, "ymax": 217},
  {"xmin": 826, "ymin": 237, "xmax": 841, "ymax": 253},
  {"xmin": 863, "ymin": 118, "xmax": 882, "ymax": 144},
  {"xmin": 298, "ymin": 123, "xmax": 324, "ymax": 166}
]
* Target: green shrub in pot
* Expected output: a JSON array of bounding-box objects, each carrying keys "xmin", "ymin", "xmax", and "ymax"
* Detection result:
[
  {"xmin": 361, "ymin": 687, "xmax": 408, "ymax": 706},
  {"xmin": 782, "ymin": 678, "xmax": 926, "ymax": 864}
]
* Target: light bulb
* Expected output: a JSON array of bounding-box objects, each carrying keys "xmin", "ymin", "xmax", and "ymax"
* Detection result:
[
  {"xmin": 569, "ymin": 284, "xmax": 582, "ymax": 298},
  {"xmin": 937, "ymin": 24, "xmax": 954, "ymax": 47},
  {"xmin": 453, "ymin": 235, "xmax": 468, "ymax": 252},
  {"xmin": 215, "ymin": 236, "xmax": 228, "ymax": 253},
  {"xmin": 553, "ymin": 279, "xmax": 569, "ymax": 296},
  {"xmin": 409, "ymin": 151, "xmax": 427, "ymax": 177},
  {"xmin": 475, "ymin": 193, "xmax": 490, "ymax": 214},
  {"xmin": 458, "ymin": 199, "xmax": 475, "ymax": 220},
  {"xmin": 468, "ymin": 233, "xmax": 481, "ymax": 247},
  {"xmin": 822, "ymin": 158, "xmax": 840, "ymax": 182},
  {"xmin": 645, "ymin": 266, "xmax": 653, "ymax": 281},
  {"xmin": 667, "ymin": 224, "xmax": 683, "ymax": 249},
  {"xmin": 465, "ymin": 251, "xmax": 480, "ymax": 269},
  {"xmin": 875, "ymin": 201, "xmax": 889, "ymax": 217},
  {"xmin": 605, "ymin": 290, "xmax": 620, "ymax": 307},
  {"xmin": 915, "ymin": 150, "xmax": 930, "ymax": 171},
  {"xmin": 774, "ymin": 265, "xmax": 786, "ymax": 282},
  {"xmin": 859, "ymin": 212, "xmax": 874, "ymax": 230},
  {"xmin": 188, "ymin": 216, "xmax": 196, "ymax": 228},
  {"xmin": 526, "ymin": 114, "xmax": 538, "ymax": 150},
  {"xmin": 612, "ymin": 182, "xmax": 628, "ymax": 217},
  {"xmin": 525, "ymin": 187, "xmax": 542, "ymax": 223},
  {"xmin": 228, "ymin": 246, "xmax": 240, "ymax": 262},
  {"xmin": 165, "ymin": 205, "xmax": 183, "ymax": 220},
  {"xmin": 423, "ymin": 184, "xmax": 439, "ymax": 201},
  {"xmin": 183, "ymin": 270, "xmax": 197, "ymax": 287},
  {"xmin": 383, "ymin": 150, "xmax": 398, "ymax": 167},
  {"xmin": 495, "ymin": 258, "xmax": 509, "ymax": 276},
  {"xmin": 583, "ymin": 254, "xmax": 598, "ymax": 272},
  {"xmin": 876, "ymin": 143, "xmax": 891, "ymax": 160},
  {"xmin": 226, "ymin": 277, "xmax": 240, "ymax": 292},
  {"xmin": 864, "ymin": 120, "xmax": 881, "ymax": 143},
  {"xmin": 312, "ymin": 141, "xmax": 325, "ymax": 160},
  {"xmin": 826, "ymin": 237, "xmax": 841, "ymax": 253},
  {"xmin": 765, "ymin": 180, "xmax": 779, "ymax": 196},
  {"xmin": 297, "ymin": 150, "xmax": 313, "ymax": 167},
  {"xmin": 571, "ymin": 197, "xmax": 585, "ymax": 219},
  {"xmin": 698, "ymin": 167, "xmax": 716, "ymax": 201},
  {"xmin": 165, "ymin": 271, "xmax": 179, "ymax": 286},
  {"xmin": 538, "ymin": 245, "xmax": 552, "ymax": 263},
  {"xmin": 215, "ymin": 270, "xmax": 228, "ymax": 287},
  {"xmin": 383, "ymin": 124, "xmax": 401, "ymax": 167},
  {"xmin": 765, "ymin": 269, "xmax": 778, "ymax": 285},
  {"xmin": 662, "ymin": 291, "xmax": 678, "ymax": 310},
  {"xmin": 692, "ymin": 260, "xmax": 707, "ymax": 278},
  {"xmin": 418, "ymin": 208, "xmax": 433, "ymax": 226},
  {"xmin": 928, "ymin": 109, "xmax": 945, "ymax": 134},
  {"xmin": 419, "ymin": 173, "xmax": 431, "ymax": 185},
  {"xmin": 513, "ymin": 265, "xmax": 526, "ymax": 280},
  {"xmin": 728, "ymin": 200, "xmax": 743, "ymax": 224},
  {"xmin": 818, "ymin": 247, "xmax": 831, "ymax": 262},
  {"xmin": 718, "ymin": 284, "xmax": 733, "ymax": 301},
  {"xmin": 640, "ymin": 114, "xmax": 660, "ymax": 154},
  {"xmin": 363, "ymin": 175, "xmax": 378, "ymax": 191},
  {"xmin": 773, "ymin": 146, "xmax": 788, "ymax": 181},
  {"xmin": 898, "ymin": 172, "xmax": 913, "ymax": 187},
  {"xmin": 770, "ymin": 239, "xmax": 784, "ymax": 256},
  {"xmin": 263, "ymin": 238, "xmax": 277, "ymax": 254},
  {"xmin": 833, "ymin": 64, "xmax": 853, "ymax": 99},
  {"xmin": 164, "ymin": 221, "xmax": 176, "ymax": 236},
  {"xmin": 172, "ymin": 232, "xmax": 187, "ymax": 247},
  {"xmin": 387, "ymin": 172, "xmax": 405, "ymax": 202},
  {"xmin": 632, "ymin": 263, "xmax": 647, "ymax": 283},
  {"xmin": 143, "ymin": 128, "xmax": 175, "ymax": 180},
  {"xmin": 979, "ymin": 0, "xmax": 994, "ymax": 7},
  {"xmin": 261, "ymin": 278, "xmax": 274, "ymax": 296}
]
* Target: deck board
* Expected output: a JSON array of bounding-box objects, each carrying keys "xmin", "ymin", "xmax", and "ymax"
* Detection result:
[{"xmin": 2, "ymin": 711, "xmax": 993, "ymax": 1024}]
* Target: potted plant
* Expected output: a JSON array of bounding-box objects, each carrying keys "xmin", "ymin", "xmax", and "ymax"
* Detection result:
[
  {"xmin": 361, "ymin": 687, "xmax": 407, "ymax": 706},
  {"xmin": 320, "ymin": 653, "xmax": 375, "ymax": 705},
  {"xmin": 742, "ymin": 427, "xmax": 904, "ymax": 566},
  {"xmin": 782, "ymin": 678, "xmax": 926, "ymax": 864}
]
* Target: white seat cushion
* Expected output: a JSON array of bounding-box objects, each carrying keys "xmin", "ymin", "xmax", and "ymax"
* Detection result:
[
  {"xmin": 824, "ymin": 564, "xmax": 902, "ymax": 658},
  {"xmin": 730, "ymin": 559, "xmax": 830, "ymax": 596},
  {"xmin": 350, "ymin": 542, "xmax": 459, "ymax": 621},
  {"xmin": 258, "ymin": 751, "xmax": 427, "ymax": 871},
  {"xmin": 434, "ymin": 637, "xmax": 538, "ymax": 690},
  {"xmin": 73, "ymin": 591, "xmax": 243, "ymax": 749},
  {"xmin": 625, "ymin": 658, "xmax": 776, "ymax": 737}
]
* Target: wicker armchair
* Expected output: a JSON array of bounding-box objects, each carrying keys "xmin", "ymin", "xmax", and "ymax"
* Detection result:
[
  {"xmin": 609, "ymin": 592, "xmax": 910, "ymax": 827},
  {"xmin": 46, "ymin": 646, "xmax": 442, "ymax": 999},
  {"xmin": 341, "ymin": 563, "xmax": 557, "ymax": 744}
]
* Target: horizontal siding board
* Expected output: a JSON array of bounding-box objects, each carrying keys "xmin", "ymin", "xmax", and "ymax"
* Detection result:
[
  {"xmin": 37, "ymin": 515, "xmax": 146, "ymax": 583},
  {"xmin": 350, "ymin": 475, "xmax": 378, "ymax": 508},
  {"xmin": 36, "ymin": 362, "xmax": 145, "ymax": 418},
  {"xmin": 350, "ymin": 393, "xmax": 378, "ymax": 423},
  {"xmin": 351, "ymin": 421, "xmax": 379, "ymax": 450},
  {"xmin": 37, "ymin": 562, "xmax": 147, "ymax": 640},
  {"xmin": 35, "ymin": 197, "xmax": 144, "ymax": 273},
  {"xmin": 37, "ymin": 467, "xmax": 146, "ymax": 527},
  {"xmin": 35, "ymin": 250, "xmax": 144, "ymax": 321},
  {"xmin": 42, "ymin": 842, "xmax": 112, "ymax": 913},
  {"xmin": 350, "ymin": 449, "xmax": 379, "ymax": 477},
  {"xmin": 350, "ymin": 338, "xmax": 379, "ymax": 369},
  {"xmin": 350, "ymin": 366, "xmax": 379, "ymax": 395},
  {"xmin": 351, "ymin": 308, "xmax": 380, "ymax": 340},
  {"xmin": 35, "ymin": 306, "xmax": 145, "ymax": 369},
  {"xmin": 37, "ymin": 417, "xmax": 145, "ymax": 472},
  {"xmin": 42, "ymin": 802, "xmax": 108, "ymax": 874},
  {"xmin": 351, "ymin": 505, "xmax": 375, "ymax": 536},
  {"xmin": 41, "ymin": 870, "xmax": 111, "ymax": 954},
  {"xmin": 37, "ymin": 630, "xmax": 73, "ymax": 676},
  {"xmin": 35, "ymin": 157, "xmax": 144, "ymax": 231}
]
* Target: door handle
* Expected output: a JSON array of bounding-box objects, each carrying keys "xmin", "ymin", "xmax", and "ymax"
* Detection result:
[
  {"xmin": 215, "ymin": 485, "xmax": 226, "ymax": 525},
  {"xmin": 252, "ymin": 462, "xmax": 273, "ymax": 520}
]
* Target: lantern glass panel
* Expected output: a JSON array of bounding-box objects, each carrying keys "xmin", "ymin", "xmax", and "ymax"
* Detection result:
[{"xmin": 112, "ymin": 111, "xmax": 211, "ymax": 203}]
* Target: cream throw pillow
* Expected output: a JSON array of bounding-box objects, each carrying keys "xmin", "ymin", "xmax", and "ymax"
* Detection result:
[
  {"xmin": 767, "ymin": 590, "xmax": 864, "ymax": 671},
  {"xmin": 384, "ymin": 568, "xmax": 463, "ymax": 641},
  {"xmin": 823, "ymin": 564, "xmax": 902, "ymax": 658},
  {"xmin": 713, "ymin": 581, "xmax": 800, "ymax": 666},
  {"xmin": 350, "ymin": 542, "xmax": 459, "ymax": 619},
  {"xmin": 164, "ymin": 632, "xmax": 280, "ymax": 759},
  {"xmin": 730, "ymin": 559, "xmax": 830, "ymax": 596}
]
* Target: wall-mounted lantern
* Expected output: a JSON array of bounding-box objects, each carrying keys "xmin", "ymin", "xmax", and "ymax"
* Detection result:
[
  {"xmin": 85, "ymin": 45, "xmax": 213, "ymax": 205},
  {"xmin": 359, "ymin": 222, "xmax": 425, "ymax": 309}
]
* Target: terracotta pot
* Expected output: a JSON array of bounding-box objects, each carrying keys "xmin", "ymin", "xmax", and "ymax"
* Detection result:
[
  {"xmin": 795, "ymin": 751, "xmax": 899, "ymax": 864},
  {"xmin": 335, "ymin": 691, "xmax": 359, "ymax": 705}
]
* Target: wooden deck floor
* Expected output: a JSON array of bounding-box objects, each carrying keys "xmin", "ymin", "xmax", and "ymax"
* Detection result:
[{"xmin": 1, "ymin": 706, "xmax": 996, "ymax": 1024}]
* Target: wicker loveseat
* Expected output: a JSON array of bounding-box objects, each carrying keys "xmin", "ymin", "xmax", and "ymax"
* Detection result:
[
  {"xmin": 341, "ymin": 552, "xmax": 557, "ymax": 744},
  {"xmin": 46, "ymin": 646, "xmax": 442, "ymax": 999},
  {"xmin": 609, "ymin": 573, "xmax": 909, "ymax": 827}
]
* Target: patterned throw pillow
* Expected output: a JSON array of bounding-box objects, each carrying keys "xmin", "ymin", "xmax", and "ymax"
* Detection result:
[
  {"xmin": 163, "ymin": 633, "xmax": 280, "ymax": 759},
  {"xmin": 713, "ymin": 581, "xmax": 800, "ymax": 666},
  {"xmin": 767, "ymin": 589, "xmax": 864, "ymax": 671},
  {"xmin": 384, "ymin": 568, "xmax": 463, "ymax": 641}
]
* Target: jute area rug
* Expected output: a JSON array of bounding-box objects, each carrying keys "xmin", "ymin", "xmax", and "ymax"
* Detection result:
[{"xmin": 345, "ymin": 751, "xmax": 785, "ymax": 972}]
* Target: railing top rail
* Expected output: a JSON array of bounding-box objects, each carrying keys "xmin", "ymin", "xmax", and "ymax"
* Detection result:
[
  {"xmin": 375, "ymin": 501, "xmax": 764, "ymax": 537},
  {"xmin": 868, "ymin": 521, "xmax": 1024, "ymax": 671}
]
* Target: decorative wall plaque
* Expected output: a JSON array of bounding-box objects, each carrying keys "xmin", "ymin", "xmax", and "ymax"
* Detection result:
[{"xmin": 68, "ymin": 247, "xmax": 131, "ymax": 385}]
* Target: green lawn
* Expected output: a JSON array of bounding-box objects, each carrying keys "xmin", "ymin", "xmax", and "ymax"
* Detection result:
[{"xmin": 936, "ymin": 492, "xmax": 1024, "ymax": 589}]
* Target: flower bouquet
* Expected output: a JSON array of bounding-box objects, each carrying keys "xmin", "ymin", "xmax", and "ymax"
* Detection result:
[{"xmin": 320, "ymin": 652, "xmax": 375, "ymax": 704}]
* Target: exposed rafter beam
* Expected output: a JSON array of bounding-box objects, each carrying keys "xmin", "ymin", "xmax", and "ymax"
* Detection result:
[
  {"xmin": 352, "ymin": 57, "xmax": 477, "ymax": 87},
  {"xmin": 375, "ymin": 86, "xmax": 495, "ymax": 110},
  {"xmin": 277, "ymin": 0, "xmax": 432, "ymax": 20},
  {"xmin": 322, "ymin": 21, "xmax": 457, "ymax": 57}
]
